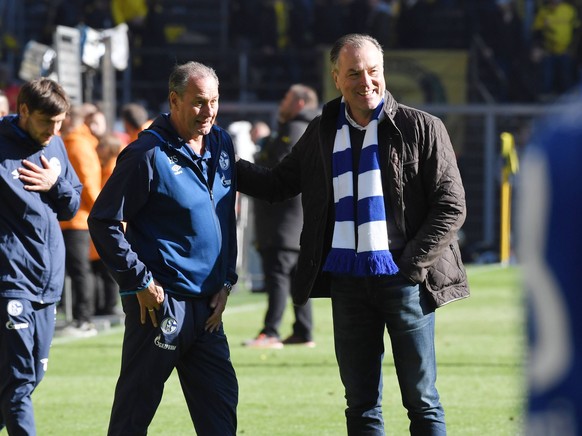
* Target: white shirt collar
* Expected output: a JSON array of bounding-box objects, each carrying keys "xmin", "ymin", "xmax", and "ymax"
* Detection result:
[{"xmin": 344, "ymin": 103, "xmax": 386, "ymax": 131}]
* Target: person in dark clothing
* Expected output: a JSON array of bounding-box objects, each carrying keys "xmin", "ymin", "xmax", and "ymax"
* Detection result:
[
  {"xmin": 243, "ymin": 84, "xmax": 320, "ymax": 349},
  {"xmin": 0, "ymin": 78, "xmax": 81, "ymax": 435},
  {"xmin": 236, "ymin": 34, "xmax": 468, "ymax": 435}
]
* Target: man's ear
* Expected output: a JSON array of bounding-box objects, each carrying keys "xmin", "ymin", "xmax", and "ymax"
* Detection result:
[
  {"xmin": 19, "ymin": 103, "xmax": 29, "ymax": 118},
  {"xmin": 332, "ymin": 69, "xmax": 340, "ymax": 90},
  {"xmin": 168, "ymin": 91, "xmax": 178, "ymax": 110}
]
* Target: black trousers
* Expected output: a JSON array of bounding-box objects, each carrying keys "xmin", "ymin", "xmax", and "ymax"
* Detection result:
[
  {"xmin": 62, "ymin": 229, "xmax": 94, "ymax": 323},
  {"xmin": 259, "ymin": 248, "xmax": 313, "ymax": 340}
]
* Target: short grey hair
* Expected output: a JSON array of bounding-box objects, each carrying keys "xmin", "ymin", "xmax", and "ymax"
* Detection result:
[
  {"xmin": 168, "ymin": 61, "xmax": 219, "ymax": 97},
  {"xmin": 329, "ymin": 34, "xmax": 384, "ymax": 70}
]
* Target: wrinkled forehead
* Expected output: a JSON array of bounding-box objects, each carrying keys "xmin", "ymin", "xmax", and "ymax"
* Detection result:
[{"xmin": 337, "ymin": 43, "xmax": 384, "ymax": 72}]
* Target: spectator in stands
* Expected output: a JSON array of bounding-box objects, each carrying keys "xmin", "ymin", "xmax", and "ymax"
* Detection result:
[
  {"xmin": 398, "ymin": 0, "xmax": 435, "ymax": 48},
  {"xmin": 84, "ymin": 0, "xmax": 115, "ymax": 29},
  {"xmin": 60, "ymin": 104, "xmax": 102, "ymax": 336},
  {"xmin": 85, "ymin": 106, "xmax": 109, "ymax": 140},
  {"xmin": 532, "ymin": 0, "xmax": 581, "ymax": 97},
  {"xmin": 479, "ymin": 0, "xmax": 532, "ymax": 102},
  {"xmin": 313, "ymin": 0, "xmax": 350, "ymax": 45},
  {"xmin": 243, "ymin": 84, "xmax": 319, "ymax": 349},
  {"xmin": 366, "ymin": 0, "xmax": 398, "ymax": 49},
  {"xmin": 253, "ymin": 0, "xmax": 309, "ymax": 99},
  {"xmin": 0, "ymin": 90, "xmax": 9, "ymax": 116},
  {"xmin": 111, "ymin": 0, "xmax": 148, "ymax": 30},
  {"xmin": 120, "ymin": 102, "xmax": 151, "ymax": 143}
]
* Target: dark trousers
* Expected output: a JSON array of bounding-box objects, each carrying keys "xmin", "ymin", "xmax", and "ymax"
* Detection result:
[
  {"xmin": 62, "ymin": 229, "xmax": 94, "ymax": 323},
  {"xmin": 91, "ymin": 259, "xmax": 119, "ymax": 315},
  {"xmin": 0, "ymin": 298, "xmax": 55, "ymax": 436},
  {"xmin": 108, "ymin": 293, "xmax": 238, "ymax": 436},
  {"xmin": 259, "ymin": 248, "xmax": 313, "ymax": 340}
]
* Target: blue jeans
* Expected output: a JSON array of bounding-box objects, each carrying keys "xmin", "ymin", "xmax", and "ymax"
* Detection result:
[{"xmin": 331, "ymin": 274, "xmax": 446, "ymax": 435}]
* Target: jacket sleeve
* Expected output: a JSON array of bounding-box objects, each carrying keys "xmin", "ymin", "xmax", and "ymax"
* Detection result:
[
  {"xmin": 398, "ymin": 116, "xmax": 466, "ymax": 283},
  {"xmin": 224, "ymin": 133, "xmax": 239, "ymax": 286},
  {"xmin": 46, "ymin": 146, "xmax": 83, "ymax": 221},
  {"xmin": 87, "ymin": 145, "xmax": 154, "ymax": 293},
  {"xmin": 236, "ymin": 117, "xmax": 318, "ymax": 201}
]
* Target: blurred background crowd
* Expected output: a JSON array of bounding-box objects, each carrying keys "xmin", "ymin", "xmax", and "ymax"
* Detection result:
[{"xmin": 1, "ymin": 0, "xmax": 581, "ymax": 111}]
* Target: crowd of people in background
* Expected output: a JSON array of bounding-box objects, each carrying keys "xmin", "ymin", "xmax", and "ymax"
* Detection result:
[
  {"xmin": 1, "ymin": 0, "xmax": 581, "ymax": 109},
  {"xmin": 227, "ymin": 0, "xmax": 582, "ymax": 103}
]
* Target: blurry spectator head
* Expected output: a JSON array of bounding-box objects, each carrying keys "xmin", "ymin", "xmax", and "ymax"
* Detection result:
[
  {"xmin": 120, "ymin": 102, "xmax": 150, "ymax": 141},
  {"xmin": 96, "ymin": 133, "xmax": 123, "ymax": 167},
  {"xmin": 250, "ymin": 120, "xmax": 271, "ymax": 145},
  {"xmin": 278, "ymin": 83, "xmax": 319, "ymax": 123},
  {"xmin": 61, "ymin": 104, "xmax": 88, "ymax": 135},
  {"xmin": 85, "ymin": 109, "xmax": 108, "ymax": 139},
  {"xmin": 0, "ymin": 90, "xmax": 9, "ymax": 116}
]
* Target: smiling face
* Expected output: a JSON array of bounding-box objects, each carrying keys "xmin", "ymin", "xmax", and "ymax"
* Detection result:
[
  {"xmin": 170, "ymin": 75, "xmax": 219, "ymax": 142},
  {"xmin": 18, "ymin": 104, "xmax": 66, "ymax": 146},
  {"xmin": 332, "ymin": 39, "xmax": 385, "ymax": 126}
]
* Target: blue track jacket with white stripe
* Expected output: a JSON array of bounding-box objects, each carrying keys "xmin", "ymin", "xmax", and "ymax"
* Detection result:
[
  {"xmin": 88, "ymin": 114, "xmax": 238, "ymax": 297},
  {"xmin": 0, "ymin": 115, "xmax": 82, "ymax": 303}
]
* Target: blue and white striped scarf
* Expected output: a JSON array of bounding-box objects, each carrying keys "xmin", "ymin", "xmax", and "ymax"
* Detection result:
[{"xmin": 323, "ymin": 98, "xmax": 399, "ymax": 276}]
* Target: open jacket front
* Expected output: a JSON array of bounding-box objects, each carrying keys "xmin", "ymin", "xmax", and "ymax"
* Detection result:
[{"xmin": 237, "ymin": 91, "xmax": 469, "ymax": 308}]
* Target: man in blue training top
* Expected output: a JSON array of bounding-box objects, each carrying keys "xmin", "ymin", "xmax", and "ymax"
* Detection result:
[
  {"xmin": 88, "ymin": 61, "xmax": 239, "ymax": 436},
  {"xmin": 0, "ymin": 78, "xmax": 81, "ymax": 435}
]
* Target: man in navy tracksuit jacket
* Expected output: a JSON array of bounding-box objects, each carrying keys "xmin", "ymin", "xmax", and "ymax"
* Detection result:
[
  {"xmin": 0, "ymin": 78, "xmax": 81, "ymax": 435},
  {"xmin": 88, "ymin": 62, "xmax": 239, "ymax": 436}
]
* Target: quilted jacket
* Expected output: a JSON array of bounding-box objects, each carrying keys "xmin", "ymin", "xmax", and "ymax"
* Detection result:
[{"xmin": 237, "ymin": 91, "xmax": 469, "ymax": 308}]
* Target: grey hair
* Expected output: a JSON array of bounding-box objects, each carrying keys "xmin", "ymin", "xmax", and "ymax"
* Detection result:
[
  {"xmin": 168, "ymin": 61, "xmax": 219, "ymax": 97},
  {"xmin": 329, "ymin": 34, "xmax": 384, "ymax": 70}
]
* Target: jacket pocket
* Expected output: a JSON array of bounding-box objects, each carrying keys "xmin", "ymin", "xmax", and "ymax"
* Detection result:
[{"xmin": 425, "ymin": 242, "xmax": 468, "ymax": 306}]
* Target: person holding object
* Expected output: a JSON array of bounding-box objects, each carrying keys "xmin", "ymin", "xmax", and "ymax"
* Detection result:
[
  {"xmin": 0, "ymin": 78, "xmax": 81, "ymax": 434},
  {"xmin": 236, "ymin": 34, "xmax": 469, "ymax": 435},
  {"xmin": 88, "ymin": 61, "xmax": 239, "ymax": 436}
]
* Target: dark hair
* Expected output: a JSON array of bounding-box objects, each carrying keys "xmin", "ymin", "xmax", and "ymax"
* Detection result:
[
  {"xmin": 96, "ymin": 133, "xmax": 123, "ymax": 163},
  {"xmin": 168, "ymin": 61, "xmax": 219, "ymax": 98},
  {"xmin": 329, "ymin": 34, "xmax": 384, "ymax": 70},
  {"xmin": 121, "ymin": 103, "xmax": 149, "ymax": 129},
  {"xmin": 16, "ymin": 78, "xmax": 70, "ymax": 116}
]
